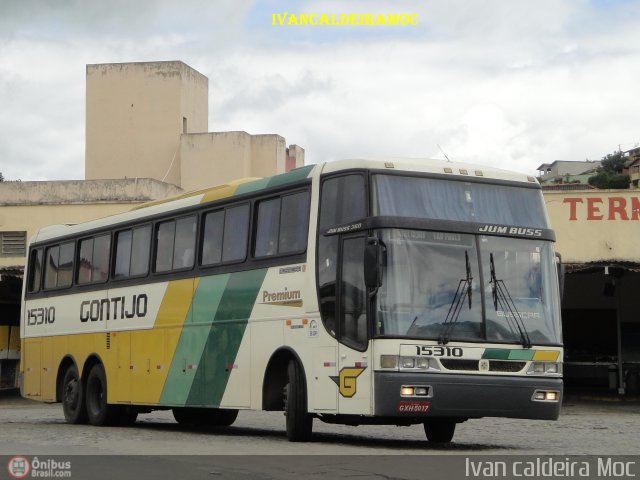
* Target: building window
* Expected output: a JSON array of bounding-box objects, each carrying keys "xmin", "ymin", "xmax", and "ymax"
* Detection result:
[{"xmin": 0, "ymin": 231, "xmax": 27, "ymax": 257}]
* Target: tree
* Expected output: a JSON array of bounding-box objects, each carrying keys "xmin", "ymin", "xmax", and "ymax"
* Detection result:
[
  {"xmin": 600, "ymin": 151, "xmax": 626, "ymax": 173},
  {"xmin": 588, "ymin": 171, "xmax": 630, "ymax": 189},
  {"xmin": 0, "ymin": 172, "xmax": 4, "ymax": 182},
  {"xmin": 588, "ymin": 150, "xmax": 630, "ymax": 189}
]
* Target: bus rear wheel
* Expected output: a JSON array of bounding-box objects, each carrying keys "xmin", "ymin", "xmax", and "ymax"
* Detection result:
[
  {"xmin": 85, "ymin": 363, "xmax": 120, "ymax": 426},
  {"xmin": 284, "ymin": 360, "xmax": 312, "ymax": 442},
  {"xmin": 172, "ymin": 407, "xmax": 238, "ymax": 427},
  {"xmin": 423, "ymin": 419, "xmax": 456, "ymax": 443},
  {"xmin": 62, "ymin": 364, "xmax": 87, "ymax": 424}
]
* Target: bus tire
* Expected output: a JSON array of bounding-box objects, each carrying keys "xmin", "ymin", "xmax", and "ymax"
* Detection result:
[
  {"xmin": 172, "ymin": 407, "xmax": 238, "ymax": 427},
  {"xmin": 62, "ymin": 364, "xmax": 87, "ymax": 424},
  {"xmin": 117, "ymin": 406, "xmax": 139, "ymax": 426},
  {"xmin": 85, "ymin": 363, "xmax": 119, "ymax": 426},
  {"xmin": 284, "ymin": 360, "xmax": 312, "ymax": 442},
  {"xmin": 204, "ymin": 408, "xmax": 238, "ymax": 427},
  {"xmin": 423, "ymin": 419, "xmax": 456, "ymax": 443}
]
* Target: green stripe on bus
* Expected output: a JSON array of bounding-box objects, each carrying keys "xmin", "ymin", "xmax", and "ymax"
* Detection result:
[
  {"xmin": 234, "ymin": 165, "xmax": 314, "ymax": 196},
  {"xmin": 482, "ymin": 349, "xmax": 511, "ymax": 360},
  {"xmin": 507, "ymin": 350, "xmax": 535, "ymax": 361},
  {"xmin": 159, "ymin": 274, "xmax": 231, "ymax": 405},
  {"xmin": 185, "ymin": 268, "xmax": 268, "ymax": 406},
  {"xmin": 234, "ymin": 178, "xmax": 271, "ymax": 196},
  {"xmin": 266, "ymin": 165, "xmax": 314, "ymax": 188}
]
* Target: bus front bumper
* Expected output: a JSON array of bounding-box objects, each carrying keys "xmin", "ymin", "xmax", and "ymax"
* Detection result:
[{"xmin": 374, "ymin": 372, "xmax": 562, "ymax": 420}]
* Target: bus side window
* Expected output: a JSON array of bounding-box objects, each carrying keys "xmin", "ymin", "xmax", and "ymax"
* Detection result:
[
  {"xmin": 114, "ymin": 226, "xmax": 150, "ymax": 279},
  {"xmin": 222, "ymin": 204, "xmax": 249, "ymax": 262},
  {"xmin": 130, "ymin": 226, "xmax": 151, "ymax": 276},
  {"xmin": 254, "ymin": 191, "xmax": 310, "ymax": 259},
  {"xmin": 202, "ymin": 210, "xmax": 224, "ymax": 265},
  {"xmin": 173, "ymin": 216, "xmax": 196, "ymax": 269},
  {"xmin": 255, "ymin": 198, "xmax": 281, "ymax": 257},
  {"xmin": 27, "ymin": 248, "xmax": 43, "ymax": 293},
  {"xmin": 317, "ymin": 175, "xmax": 367, "ymax": 337},
  {"xmin": 155, "ymin": 221, "xmax": 176, "ymax": 273},
  {"xmin": 78, "ymin": 234, "xmax": 111, "ymax": 285},
  {"xmin": 279, "ymin": 191, "xmax": 310, "ymax": 254},
  {"xmin": 114, "ymin": 230, "xmax": 133, "ymax": 279},
  {"xmin": 155, "ymin": 216, "xmax": 195, "ymax": 272},
  {"xmin": 44, "ymin": 242, "xmax": 74, "ymax": 290},
  {"xmin": 202, "ymin": 204, "xmax": 249, "ymax": 266}
]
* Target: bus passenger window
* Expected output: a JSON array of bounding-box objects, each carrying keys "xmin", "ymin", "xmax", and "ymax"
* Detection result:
[
  {"xmin": 27, "ymin": 249, "xmax": 43, "ymax": 293},
  {"xmin": 155, "ymin": 221, "xmax": 175, "ymax": 273},
  {"xmin": 57, "ymin": 242, "xmax": 74, "ymax": 288},
  {"xmin": 202, "ymin": 211, "xmax": 224, "ymax": 265},
  {"xmin": 223, "ymin": 204, "xmax": 249, "ymax": 262},
  {"xmin": 114, "ymin": 230, "xmax": 133, "ymax": 279},
  {"xmin": 44, "ymin": 246, "xmax": 60, "ymax": 289},
  {"xmin": 279, "ymin": 191, "xmax": 310, "ymax": 254},
  {"xmin": 44, "ymin": 242, "xmax": 74, "ymax": 289},
  {"xmin": 130, "ymin": 226, "xmax": 151, "ymax": 276},
  {"xmin": 78, "ymin": 238, "xmax": 94, "ymax": 284},
  {"xmin": 78, "ymin": 234, "xmax": 111, "ymax": 285},
  {"xmin": 255, "ymin": 198, "xmax": 281, "ymax": 257},
  {"xmin": 173, "ymin": 216, "xmax": 196, "ymax": 269},
  {"xmin": 155, "ymin": 216, "xmax": 195, "ymax": 272}
]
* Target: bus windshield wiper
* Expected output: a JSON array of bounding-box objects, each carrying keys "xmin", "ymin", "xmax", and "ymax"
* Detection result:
[
  {"xmin": 438, "ymin": 251, "xmax": 473, "ymax": 345},
  {"xmin": 489, "ymin": 253, "xmax": 532, "ymax": 348}
]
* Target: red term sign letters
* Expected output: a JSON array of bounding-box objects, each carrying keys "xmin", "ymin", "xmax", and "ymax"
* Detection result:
[{"xmin": 563, "ymin": 197, "xmax": 640, "ymax": 221}]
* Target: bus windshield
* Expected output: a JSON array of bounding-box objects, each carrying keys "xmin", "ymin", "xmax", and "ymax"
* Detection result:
[
  {"xmin": 375, "ymin": 229, "xmax": 561, "ymax": 345},
  {"xmin": 373, "ymin": 174, "xmax": 549, "ymax": 228}
]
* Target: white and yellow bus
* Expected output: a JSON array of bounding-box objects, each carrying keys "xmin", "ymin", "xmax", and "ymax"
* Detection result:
[{"xmin": 20, "ymin": 159, "xmax": 563, "ymax": 443}]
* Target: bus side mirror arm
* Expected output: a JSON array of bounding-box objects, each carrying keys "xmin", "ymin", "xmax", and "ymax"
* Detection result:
[{"xmin": 365, "ymin": 237, "xmax": 382, "ymax": 297}]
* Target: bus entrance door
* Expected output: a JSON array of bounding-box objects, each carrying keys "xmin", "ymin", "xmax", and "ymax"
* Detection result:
[{"xmin": 337, "ymin": 235, "xmax": 372, "ymax": 415}]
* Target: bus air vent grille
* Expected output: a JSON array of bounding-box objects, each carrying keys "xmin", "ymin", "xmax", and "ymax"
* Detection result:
[
  {"xmin": 440, "ymin": 359, "xmax": 478, "ymax": 371},
  {"xmin": 439, "ymin": 359, "xmax": 526, "ymax": 373},
  {"xmin": 489, "ymin": 361, "xmax": 526, "ymax": 372},
  {"xmin": 106, "ymin": 333, "xmax": 111, "ymax": 350}
]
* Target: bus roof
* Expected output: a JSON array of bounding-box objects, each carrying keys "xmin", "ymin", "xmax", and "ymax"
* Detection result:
[
  {"xmin": 30, "ymin": 158, "xmax": 536, "ymax": 244},
  {"xmin": 321, "ymin": 158, "xmax": 537, "ymax": 184}
]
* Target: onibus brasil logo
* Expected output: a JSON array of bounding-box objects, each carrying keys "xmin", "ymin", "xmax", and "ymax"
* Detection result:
[
  {"xmin": 7, "ymin": 457, "xmax": 30, "ymax": 479},
  {"xmin": 7, "ymin": 456, "xmax": 72, "ymax": 478}
]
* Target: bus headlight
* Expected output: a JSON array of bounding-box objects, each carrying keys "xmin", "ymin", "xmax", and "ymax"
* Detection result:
[
  {"xmin": 380, "ymin": 355, "xmax": 398, "ymax": 369},
  {"xmin": 416, "ymin": 357, "xmax": 430, "ymax": 369},
  {"xmin": 528, "ymin": 362, "xmax": 562, "ymax": 376},
  {"xmin": 401, "ymin": 357, "xmax": 415, "ymax": 368}
]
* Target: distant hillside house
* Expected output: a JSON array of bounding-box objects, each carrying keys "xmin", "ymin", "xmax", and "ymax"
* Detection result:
[{"xmin": 536, "ymin": 160, "xmax": 601, "ymax": 185}]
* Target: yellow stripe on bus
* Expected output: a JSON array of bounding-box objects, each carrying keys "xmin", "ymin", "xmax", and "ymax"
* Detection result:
[{"xmin": 532, "ymin": 350, "xmax": 560, "ymax": 362}]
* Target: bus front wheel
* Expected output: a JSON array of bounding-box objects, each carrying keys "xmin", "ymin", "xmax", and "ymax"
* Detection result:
[
  {"xmin": 284, "ymin": 360, "xmax": 312, "ymax": 442},
  {"xmin": 62, "ymin": 364, "xmax": 87, "ymax": 424},
  {"xmin": 423, "ymin": 419, "xmax": 456, "ymax": 443},
  {"xmin": 85, "ymin": 363, "xmax": 119, "ymax": 426}
]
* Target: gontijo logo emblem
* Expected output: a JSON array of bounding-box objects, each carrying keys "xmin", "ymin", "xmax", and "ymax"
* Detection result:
[
  {"xmin": 7, "ymin": 456, "xmax": 30, "ymax": 479},
  {"xmin": 330, "ymin": 366, "xmax": 366, "ymax": 398}
]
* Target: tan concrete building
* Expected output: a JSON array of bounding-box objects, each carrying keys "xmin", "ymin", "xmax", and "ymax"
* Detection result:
[
  {"xmin": 85, "ymin": 61, "xmax": 304, "ymax": 191},
  {"xmin": 543, "ymin": 189, "xmax": 640, "ymax": 395},
  {"xmin": 1, "ymin": 60, "xmax": 305, "ymax": 272}
]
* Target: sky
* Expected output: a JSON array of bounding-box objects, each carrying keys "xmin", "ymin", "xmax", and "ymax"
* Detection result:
[{"xmin": 0, "ymin": 0, "xmax": 639, "ymax": 181}]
